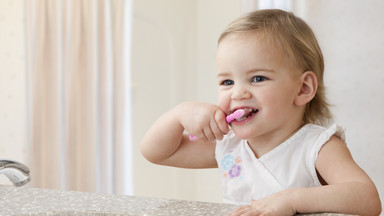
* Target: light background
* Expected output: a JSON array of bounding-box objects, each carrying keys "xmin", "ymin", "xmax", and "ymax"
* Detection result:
[{"xmin": 1, "ymin": 0, "xmax": 383, "ymax": 207}]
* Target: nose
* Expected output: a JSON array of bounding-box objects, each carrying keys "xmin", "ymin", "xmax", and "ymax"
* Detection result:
[{"xmin": 231, "ymin": 84, "xmax": 252, "ymax": 100}]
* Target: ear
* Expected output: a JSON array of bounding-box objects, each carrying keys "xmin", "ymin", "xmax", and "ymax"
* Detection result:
[{"xmin": 295, "ymin": 71, "xmax": 318, "ymax": 106}]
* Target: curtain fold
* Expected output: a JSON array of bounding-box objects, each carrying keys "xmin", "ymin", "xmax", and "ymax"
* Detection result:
[{"xmin": 25, "ymin": 0, "xmax": 131, "ymax": 194}]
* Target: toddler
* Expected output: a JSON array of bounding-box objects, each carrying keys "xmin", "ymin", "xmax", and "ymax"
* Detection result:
[{"xmin": 140, "ymin": 9, "xmax": 381, "ymax": 215}]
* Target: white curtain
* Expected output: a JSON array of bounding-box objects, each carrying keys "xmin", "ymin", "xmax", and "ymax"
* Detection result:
[{"xmin": 25, "ymin": 0, "xmax": 133, "ymax": 194}]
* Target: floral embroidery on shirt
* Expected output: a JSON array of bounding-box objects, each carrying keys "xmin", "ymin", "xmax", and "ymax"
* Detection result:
[
  {"xmin": 235, "ymin": 156, "xmax": 242, "ymax": 164},
  {"xmin": 221, "ymin": 151, "xmax": 242, "ymax": 180},
  {"xmin": 229, "ymin": 164, "xmax": 241, "ymax": 178},
  {"xmin": 221, "ymin": 154, "xmax": 235, "ymax": 171}
]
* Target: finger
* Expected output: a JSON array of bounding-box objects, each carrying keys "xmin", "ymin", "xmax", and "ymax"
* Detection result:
[
  {"xmin": 209, "ymin": 118, "xmax": 225, "ymax": 140},
  {"xmin": 241, "ymin": 207, "xmax": 262, "ymax": 216},
  {"xmin": 243, "ymin": 211, "xmax": 260, "ymax": 216},
  {"xmin": 215, "ymin": 109, "xmax": 229, "ymax": 134},
  {"xmin": 202, "ymin": 127, "xmax": 216, "ymax": 142},
  {"xmin": 228, "ymin": 206, "xmax": 250, "ymax": 216}
]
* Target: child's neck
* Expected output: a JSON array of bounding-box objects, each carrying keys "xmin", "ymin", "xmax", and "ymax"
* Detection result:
[{"xmin": 246, "ymin": 121, "xmax": 305, "ymax": 159}]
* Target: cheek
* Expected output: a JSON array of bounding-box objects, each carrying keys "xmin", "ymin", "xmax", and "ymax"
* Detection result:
[
  {"xmin": 261, "ymin": 85, "xmax": 297, "ymax": 108},
  {"xmin": 218, "ymin": 92, "xmax": 230, "ymax": 111}
]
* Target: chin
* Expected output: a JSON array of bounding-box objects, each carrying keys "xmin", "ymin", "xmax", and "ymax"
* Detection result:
[{"xmin": 232, "ymin": 129, "xmax": 254, "ymax": 140}]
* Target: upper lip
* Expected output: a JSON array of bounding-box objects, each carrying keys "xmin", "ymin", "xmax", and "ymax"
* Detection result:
[{"xmin": 230, "ymin": 106, "xmax": 258, "ymax": 114}]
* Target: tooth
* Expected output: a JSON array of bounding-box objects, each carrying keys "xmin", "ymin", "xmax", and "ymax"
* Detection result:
[{"xmin": 237, "ymin": 117, "xmax": 246, "ymax": 121}]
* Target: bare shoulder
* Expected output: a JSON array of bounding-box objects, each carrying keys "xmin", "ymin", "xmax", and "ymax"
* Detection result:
[{"xmin": 315, "ymin": 135, "xmax": 371, "ymax": 184}]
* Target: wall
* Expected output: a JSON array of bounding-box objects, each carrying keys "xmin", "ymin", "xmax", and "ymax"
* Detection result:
[
  {"xmin": 131, "ymin": 0, "xmax": 242, "ymax": 202},
  {"xmin": 131, "ymin": 0, "xmax": 200, "ymax": 201},
  {"xmin": 0, "ymin": 0, "xmax": 27, "ymax": 185},
  {"xmin": 299, "ymin": 0, "xmax": 384, "ymax": 207}
]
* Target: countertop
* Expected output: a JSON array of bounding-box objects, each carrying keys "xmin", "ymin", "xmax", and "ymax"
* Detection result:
[{"xmin": 0, "ymin": 185, "xmax": 353, "ymax": 216}]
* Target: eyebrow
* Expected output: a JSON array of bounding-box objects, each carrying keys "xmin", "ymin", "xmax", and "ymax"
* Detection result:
[
  {"xmin": 217, "ymin": 72, "xmax": 231, "ymax": 78},
  {"xmin": 217, "ymin": 68, "xmax": 275, "ymax": 78},
  {"xmin": 247, "ymin": 68, "xmax": 275, "ymax": 73}
]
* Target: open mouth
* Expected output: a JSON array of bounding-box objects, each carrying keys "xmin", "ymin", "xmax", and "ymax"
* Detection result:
[{"xmin": 233, "ymin": 108, "xmax": 258, "ymax": 122}]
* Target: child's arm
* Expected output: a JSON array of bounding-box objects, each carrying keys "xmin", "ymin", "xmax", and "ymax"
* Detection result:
[
  {"xmin": 292, "ymin": 136, "xmax": 382, "ymax": 215},
  {"xmin": 140, "ymin": 101, "xmax": 229, "ymax": 168},
  {"xmin": 229, "ymin": 136, "xmax": 382, "ymax": 216}
]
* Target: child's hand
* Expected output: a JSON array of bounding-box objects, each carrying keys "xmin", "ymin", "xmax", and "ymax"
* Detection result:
[
  {"xmin": 227, "ymin": 190, "xmax": 297, "ymax": 216},
  {"xmin": 176, "ymin": 101, "xmax": 229, "ymax": 142},
  {"xmin": 141, "ymin": 101, "xmax": 228, "ymax": 168}
]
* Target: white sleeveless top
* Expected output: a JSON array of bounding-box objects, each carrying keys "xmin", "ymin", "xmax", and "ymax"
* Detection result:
[{"xmin": 215, "ymin": 124, "xmax": 345, "ymax": 205}]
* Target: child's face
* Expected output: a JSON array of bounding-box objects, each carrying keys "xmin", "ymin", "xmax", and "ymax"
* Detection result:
[{"xmin": 216, "ymin": 31, "xmax": 304, "ymax": 141}]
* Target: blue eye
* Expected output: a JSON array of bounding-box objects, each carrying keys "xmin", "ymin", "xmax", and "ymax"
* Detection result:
[
  {"xmin": 252, "ymin": 76, "xmax": 267, "ymax": 83},
  {"xmin": 221, "ymin": 80, "xmax": 234, "ymax": 86}
]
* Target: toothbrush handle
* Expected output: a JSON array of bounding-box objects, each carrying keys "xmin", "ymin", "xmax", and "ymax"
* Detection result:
[
  {"xmin": 188, "ymin": 134, "xmax": 199, "ymax": 141},
  {"xmin": 225, "ymin": 115, "xmax": 234, "ymax": 123}
]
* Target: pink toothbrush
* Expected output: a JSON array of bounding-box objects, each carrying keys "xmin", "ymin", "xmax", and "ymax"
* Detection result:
[
  {"xmin": 188, "ymin": 109, "xmax": 246, "ymax": 141},
  {"xmin": 225, "ymin": 109, "xmax": 246, "ymax": 123}
]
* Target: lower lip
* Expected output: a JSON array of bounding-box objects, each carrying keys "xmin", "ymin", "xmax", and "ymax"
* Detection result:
[{"xmin": 230, "ymin": 111, "xmax": 258, "ymax": 125}]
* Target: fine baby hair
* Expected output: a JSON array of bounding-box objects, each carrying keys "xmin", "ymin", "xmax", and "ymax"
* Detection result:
[{"xmin": 219, "ymin": 9, "xmax": 332, "ymax": 126}]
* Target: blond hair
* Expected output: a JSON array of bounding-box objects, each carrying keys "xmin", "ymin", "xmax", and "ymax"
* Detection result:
[{"xmin": 218, "ymin": 9, "xmax": 332, "ymax": 126}]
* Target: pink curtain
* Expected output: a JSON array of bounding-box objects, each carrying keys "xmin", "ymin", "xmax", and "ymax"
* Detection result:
[{"xmin": 25, "ymin": 0, "xmax": 132, "ymax": 194}]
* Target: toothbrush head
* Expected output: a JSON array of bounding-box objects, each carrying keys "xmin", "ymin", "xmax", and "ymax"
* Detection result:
[{"xmin": 226, "ymin": 109, "xmax": 246, "ymax": 123}]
